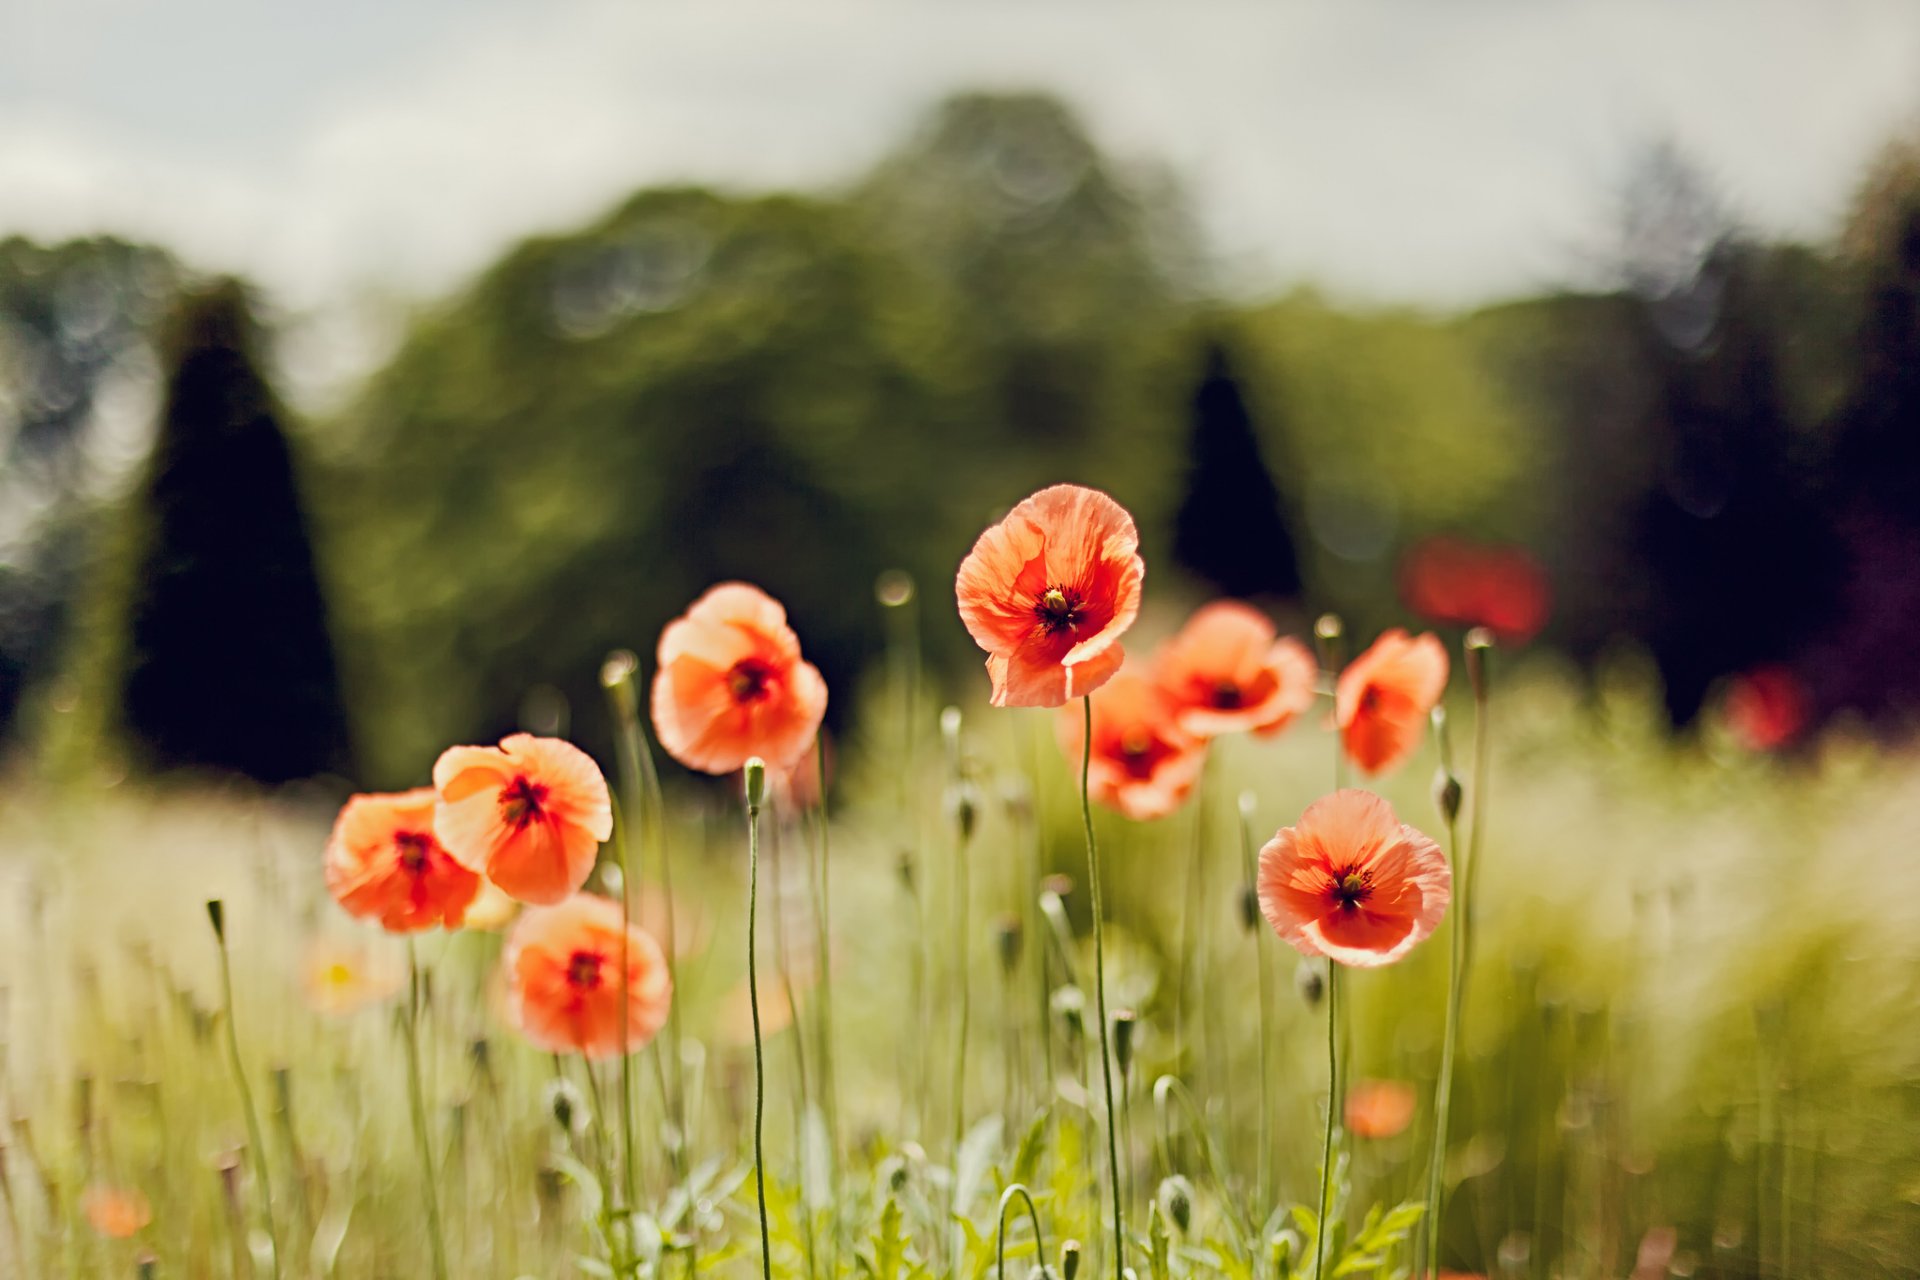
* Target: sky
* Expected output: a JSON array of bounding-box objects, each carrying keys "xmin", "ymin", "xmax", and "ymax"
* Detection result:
[{"xmin": 3, "ymin": 0, "xmax": 1918, "ymax": 319}]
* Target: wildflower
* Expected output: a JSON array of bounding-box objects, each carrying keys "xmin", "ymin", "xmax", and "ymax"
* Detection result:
[
  {"xmin": 433, "ymin": 734, "xmax": 613, "ymax": 906},
  {"xmin": 956, "ymin": 484, "xmax": 1145, "ymax": 707},
  {"xmin": 301, "ymin": 937, "xmax": 405, "ymax": 1016},
  {"xmin": 651, "ymin": 583, "xmax": 828, "ymax": 774},
  {"xmin": 1721, "ymin": 664, "xmax": 1808, "ymax": 751},
  {"xmin": 1257, "ymin": 789, "xmax": 1451, "ymax": 967},
  {"xmin": 82, "ymin": 1184, "xmax": 152, "ymax": 1238},
  {"xmin": 1154, "ymin": 601, "xmax": 1317, "ymax": 739},
  {"xmin": 502, "ymin": 894, "xmax": 672, "ymax": 1059},
  {"xmin": 1344, "ymin": 1079, "xmax": 1417, "ymax": 1139},
  {"xmin": 1397, "ymin": 535, "xmax": 1551, "ymax": 645},
  {"xmin": 1336, "ymin": 629, "xmax": 1449, "ymax": 776},
  {"xmin": 324, "ymin": 788, "xmax": 481, "ymax": 931},
  {"xmin": 1057, "ymin": 672, "xmax": 1206, "ymax": 820}
]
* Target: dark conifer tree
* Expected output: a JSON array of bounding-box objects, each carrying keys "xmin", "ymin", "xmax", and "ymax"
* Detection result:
[
  {"xmin": 119, "ymin": 279, "xmax": 350, "ymax": 782},
  {"xmin": 1171, "ymin": 341, "xmax": 1302, "ymax": 601}
]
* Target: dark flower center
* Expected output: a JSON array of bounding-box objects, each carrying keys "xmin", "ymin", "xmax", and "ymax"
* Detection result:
[
  {"xmin": 727, "ymin": 658, "xmax": 774, "ymax": 703},
  {"xmin": 1116, "ymin": 728, "xmax": 1168, "ymax": 779},
  {"xmin": 566, "ymin": 950, "xmax": 605, "ymax": 991},
  {"xmin": 1210, "ymin": 681, "xmax": 1244, "ymax": 709},
  {"xmin": 1330, "ymin": 868, "xmax": 1372, "ymax": 911},
  {"xmin": 395, "ymin": 831, "xmax": 434, "ymax": 873},
  {"xmin": 500, "ymin": 776, "xmax": 550, "ymax": 830},
  {"xmin": 1034, "ymin": 585, "xmax": 1084, "ymax": 635}
]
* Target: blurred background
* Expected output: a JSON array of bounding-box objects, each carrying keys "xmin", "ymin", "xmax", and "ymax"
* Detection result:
[{"xmin": 5, "ymin": 2, "xmax": 1920, "ymax": 1275}]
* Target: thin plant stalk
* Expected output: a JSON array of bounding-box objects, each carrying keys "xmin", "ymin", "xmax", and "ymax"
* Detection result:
[
  {"xmin": 1173, "ymin": 756, "xmax": 1209, "ymax": 1074},
  {"xmin": 1315, "ymin": 615, "xmax": 1346, "ymax": 791},
  {"xmin": 769, "ymin": 819, "xmax": 818, "ymax": 1280},
  {"xmin": 1423, "ymin": 708, "xmax": 1467, "ymax": 1278},
  {"xmin": 1314, "ymin": 964, "xmax": 1340, "ymax": 1280},
  {"xmin": 743, "ymin": 761, "xmax": 775, "ymax": 1280},
  {"xmin": 809, "ymin": 739, "xmax": 843, "ymax": 1274},
  {"xmin": 403, "ymin": 940, "xmax": 452, "ymax": 1280},
  {"xmin": 948, "ymin": 772, "xmax": 976, "ymax": 1277},
  {"xmin": 1237, "ymin": 794, "xmax": 1275, "ymax": 1214},
  {"xmin": 206, "ymin": 901, "xmax": 283, "ymax": 1280},
  {"xmin": 1078, "ymin": 696, "xmax": 1127, "ymax": 1280}
]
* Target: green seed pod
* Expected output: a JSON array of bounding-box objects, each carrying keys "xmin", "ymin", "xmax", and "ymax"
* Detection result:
[
  {"xmin": 1060, "ymin": 1239, "xmax": 1082, "ymax": 1280},
  {"xmin": 743, "ymin": 757, "xmax": 767, "ymax": 809},
  {"xmin": 1295, "ymin": 959, "xmax": 1326, "ymax": 1007},
  {"xmin": 1156, "ymin": 1174, "xmax": 1195, "ymax": 1235},
  {"xmin": 1051, "ymin": 986, "xmax": 1085, "ymax": 1039},
  {"xmin": 1111, "ymin": 1007, "xmax": 1139, "ymax": 1076},
  {"xmin": 1433, "ymin": 767, "xmax": 1463, "ymax": 825},
  {"xmin": 1240, "ymin": 884, "xmax": 1261, "ymax": 932}
]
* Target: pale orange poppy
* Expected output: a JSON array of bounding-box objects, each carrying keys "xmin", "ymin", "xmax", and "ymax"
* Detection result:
[
  {"xmin": 301, "ymin": 937, "xmax": 405, "ymax": 1016},
  {"xmin": 1344, "ymin": 1078, "xmax": 1417, "ymax": 1139},
  {"xmin": 433, "ymin": 734, "xmax": 613, "ymax": 906},
  {"xmin": 82, "ymin": 1184, "xmax": 152, "ymax": 1238},
  {"xmin": 502, "ymin": 894, "xmax": 672, "ymax": 1059},
  {"xmin": 324, "ymin": 788, "xmax": 482, "ymax": 932},
  {"xmin": 1257, "ymin": 789, "xmax": 1450, "ymax": 968},
  {"xmin": 1336, "ymin": 629, "xmax": 1449, "ymax": 776},
  {"xmin": 1155, "ymin": 601, "xmax": 1317, "ymax": 739},
  {"xmin": 1058, "ymin": 671, "xmax": 1207, "ymax": 821},
  {"xmin": 651, "ymin": 583, "xmax": 828, "ymax": 775},
  {"xmin": 956, "ymin": 484, "xmax": 1145, "ymax": 708}
]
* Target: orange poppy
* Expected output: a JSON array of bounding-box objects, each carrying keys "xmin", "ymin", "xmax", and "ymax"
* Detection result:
[
  {"xmin": 433, "ymin": 734, "xmax": 613, "ymax": 906},
  {"xmin": 1257, "ymin": 789, "xmax": 1450, "ymax": 968},
  {"xmin": 82, "ymin": 1184, "xmax": 152, "ymax": 1238},
  {"xmin": 301, "ymin": 937, "xmax": 405, "ymax": 1015},
  {"xmin": 956, "ymin": 484, "xmax": 1145, "ymax": 708},
  {"xmin": 324, "ymin": 788, "xmax": 482, "ymax": 932},
  {"xmin": 1344, "ymin": 1078, "xmax": 1417, "ymax": 1139},
  {"xmin": 1057, "ymin": 671, "xmax": 1207, "ymax": 821},
  {"xmin": 502, "ymin": 893, "xmax": 673, "ymax": 1059},
  {"xmin": 1722, "ymin": 664, "xmax": 1808, "ymax": 751},
  {"xmin": 1336, "ymin": 629, "xmax": 1449, "ymax": 776},
  {"xmin": 651, "ymin": 583, "xmax": 828, "ymax": 775},
  {"xmin": 1154, "ymin": 601, "xmax": 1317, "ymax": 739}
]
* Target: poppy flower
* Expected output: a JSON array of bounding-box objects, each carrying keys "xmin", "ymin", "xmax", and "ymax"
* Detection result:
[
  {"xmin": 1336, "ymin": 629, "xmax": 1449, "ymax": 776},
  {"xmin": 1721, "ymin": 664, "xmax": 1808, "ymax": 752},
  {"xmin": 324, "ymin": 788, "xmax": 482, "ymax": 932},
  {"xmin": 433, "ymin": 734, "xmax": 613, "ymax": 906},
  {"xmin": 1257, "ymin": 789, "xmax": 1451, "ymax": 968},
  {"xmin": 502, "ymin": 893, "xmax": 673, "ymax": 1059},
  {"xmin": 301, "ymin": 937, "xmax": 405, "ymax": 1016},
  {"xmin": 1398, "ymin": 535, "xmax": 1551, "ymax": 645},
  {"xmin": 82, "ymin": 1184, "xmax": 152, "ymax": 1238},
  {"xmin": 1057, "ymin": 671, "xmax": 1207, "ymax": 820},
  {"xmin": 651, "ymin": 583, "xmax": 828, "ymax": 775},
  {"xmin": 1155, "ymin": 601, "xmax": 1318, "ymax": 739},
  {"xmin": 1344, "ymin": 1078, "xmax": 1417, "ymax": 1139},
  {"xmin": 956, "ymin": 484, "xmax": 1145, "ymax": 707}
]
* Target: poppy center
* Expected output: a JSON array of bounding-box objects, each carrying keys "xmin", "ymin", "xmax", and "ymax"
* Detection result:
[
  {"xmin": 394, "ymin": 831, "xmax": 434, "ymax": 873},
  {"xmin": 566, "ymin": 950, "xmax": 605, "ymax": 991},
  {"xmin": 500, "ymin": 776, "xmax": 550, "ymax": 830},
  {"xmin": 1210, "ymin": 681, "xmax": 1244, "ymax": 709},
  {"xmin": 1330, "ymin": 868, "xmax": 1372, "ymax": 911},
  {"xmin": 1034, "ymin": 585, "xmax": 1084, "ymax": 635},
  {"xmin": 1116, "ymin": 728, "xmax": 1169, "ymax": 779},
  {"xmin": 727, "ymin": 658, "xmax": 774, "ymax": 703}
]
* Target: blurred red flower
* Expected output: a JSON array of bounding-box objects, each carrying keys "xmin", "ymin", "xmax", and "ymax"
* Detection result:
[
  {"xmin": 1058, "ymin": 670, "xmax": 1206, "ymax": 820},
  {"xmin": 1336, "ymin": 629, "xmax": 1449, "ymax": 776},
  {"xmin": 1397, "ymin": 535, "xmax": 1550, "ymax": 644},
  {"xmin": 1154, "ymin": 601, "xmax": 1317, "ymax": 740},
  {"xmin": 1722, "ymin": 664, "xmax": 1808, "ymax": 751},
  {"xmin": 82, "ymin": 1184, "xmax": 152, "ymax": 1238},
  {"xmin": 325, "ymin": 788, "xmax": 481, "ymax": 932},
  {"xmin": 956, "ymin": 484, "xmax": 1144, "ymax": 707},
  {"xmin": 1345, "ymin": 1078, "xmax": 1417, "ymax": 1138},
  {"xmin": 503, "ymin": 893, "xmax": 672, "ymax": 1059}
]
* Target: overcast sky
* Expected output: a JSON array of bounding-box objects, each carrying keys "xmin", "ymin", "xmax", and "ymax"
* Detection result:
[{"xmin": 3, "ymin": 0, "xmax": 1918, "ymax": 315}]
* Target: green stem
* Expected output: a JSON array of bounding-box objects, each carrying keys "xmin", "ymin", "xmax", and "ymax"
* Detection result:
[
  {"xmin": 208, "ymin": 902, "xmax": 283, "ymax": 1280},
  {"xmin": 1079, "ymin": 696, "xmax": 1126, "ymax": 1280},
  {"xmin": 994, "ymin": 1184, "xmax": 1050, "ymax": 1280},
  {"xmin": 746, "ymin": 790, "xmax": 775, "ymax": 1280},
  {"xmin": 1315, "ymin": 964, "xmax": 1339, "ymax": 1280},
  {"xmin": 404, "ymin": 941, "xmax": 451, "ymax": 1280},
  {"xmin": 810, "ymin": 740, "xmax": 843, "ymax": 1276},
  {"xmin": 1424, "ymin": 805, "xmax": 1466, "ymax": 1277},
  {"xmin": 1237, "ymin": 800, "xmax": 1274, "ymax": 1219},
  {"xmin": 950, "ymin": 815, "xmax": 975, "ymax": 1276}
]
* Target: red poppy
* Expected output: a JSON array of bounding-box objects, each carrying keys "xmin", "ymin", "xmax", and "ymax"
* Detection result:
[
  {"xmin": 1155, "ymin": 601, "xmax": 1317, "ymax": 739},
  {"xmin": 502, "ymin": 893, "xmax": 673, "ymax": 1059},
  {"xmin": 651, "ymin": 583, "xmax": 828, "ymax": 775},
  {"xmin": 324, "ymin": 788, "xmax": 482, "ymax": 932},
  {"xmin": 82, "ymin": 1184, "xmax": 152, "ymax": 1238},
  {"xmin": 1345, "ymin": 1078, "xmax": 1417, "ymax": 1139},
  {"xmin": 1057, "ymin": 671, "xmax": 1207, "ymax": 820},
  {"xmin": 1721, "ymin": 664, "xmax": 1808, "ymax": 751},
  {"xmin": 1397, "ymin": 535, "xmax": 1550, "ymax": 644},
  {"xmin": 1257, "ymin": 789, "xmax": 1450, "ymax": 968},
  {"xmin": 1336, "ymin": 629, "xmax": 1449, "ymax": 776},
  {"xmin": 956, "ymin": 484, "xmax": 1145, "ymax": 707},
  {"xmin": 433, "ymin": 734, "xmax": 613, "ymax": 906}
]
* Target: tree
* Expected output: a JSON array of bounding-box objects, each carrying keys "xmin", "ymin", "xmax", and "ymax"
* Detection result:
[{"xmin": 118, "ymin": 279, "xmax": 350, "ymax": 782}]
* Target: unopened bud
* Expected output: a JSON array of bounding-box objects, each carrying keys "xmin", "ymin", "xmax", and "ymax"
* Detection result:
[
  {"xmin": 946, "ymin": 781, "xmax": 981, "ymax": 843},
  {"xmin": 599, "ymin": 650, "xmax": 640, "ymax": 716},
  {"xmin": 1313, "ymin": 614, "xmax": 1345, "ymax": 673},
  {"xmin": 940, "ymin": 706, "xmax": 963, "ymax": 757},
  {"xmin": 1465, "ymin": 628, "xmax": 1494, "ymax": 701},
  {"xmin": 1156, "ymin": 1175, "xmax": 1195, "ymax": 1235},
  {"xmin": 1050, "ymin": 986, "xmax": 1085, "ymax": 1039},
  {"xmin": 1237, "ymin": 790, "xmax": 1257, "ymax": 823},
  {"xmin": 1432, "ymin": 768, "xmax": 1462, "ymax": 825},
  {"xmin": 205, "ymin": 899, "xmax": 225, "ymax": 943},
  {"xmin": 875, "ymin": 570, "xmax": 916, "ymax": 608},
  {"xmin": 1239, "ymin": 884, "xmax": 1261, "ymax": 933},
  {"xmin": 1111, "ymin": 1008, "xmax": 1138, "ymax": 1076},
  {"xmin": 545, "ymin": 1078, "xmax": 587, "ymax": 1136},
  {"xmin": 1295, "ymin": 959, "xmax": 1326, "ymax": 1007},
  {"xmin": 743, "ymin": 758, "xmax": 766, "ymax": 810},
  {"xmin": 1269, "ymin": 1230, "xmax": 1297, "ymax": 1273},
  {"xmin": 1040, "ymin": 873, "xmax": 1074, "ymax": 899},
  {"xmin": 994, "ymin": 915, "xmax": 1022, "ymax": 973},
  {"xmin": 1060, "ymin": 1239, "xmax": 1082, "ymax": 1280}
]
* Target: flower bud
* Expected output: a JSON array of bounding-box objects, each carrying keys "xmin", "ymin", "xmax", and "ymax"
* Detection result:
[
  {"xmin": 1111, "ymin": 1007, "xmax": 1138, "ymax": 1077},
  {"xmin": 1060, "ymin": 1239, "xmax": 1082, "ymax": 1280},
  {"xmin": 1295, "ymin": 958, "xmax": 1326, "ymax": 1007},
  {"xmin": 946, "ymin": 780, "xmax": 981, "ymax": 843},
  {"xmin": 1041, "ymin": 873, "xmax": 1074, "ymax": 898},
  {"xmin": 599, "ymin": 649, "xmax": 641, "ymax": 718},
  {"xmin": 1156, "ymin": 1175, "xmax": 1195, "ymax": 1235},
  {"xmin": 205, "ymin": 899, "xmax": 226, "ymax": 943},
  {"xmin": 940, "ymin": 706, "xmax": 963, "ymax": 759},
  {"xmin": 1432, "ymin": 767, "xmax": 1462, "ymax": 826},
  {"xmin": 994, "ymin": 915, "xmax": 1023, "ymax": 974},
  {"xmin": 1050, "ymin": 985, "xmax": 1085, "ymax": 1039},
  {"xmin": 1239, "ymin": 884, "xmax": 1261, "ymax": 933},
  {"xmin": 875, "ymin": 570, "xmax": 916, "ymax": 608},
  {"xmin": 1465, "ymin": 627, "xmax": 1494, "ymax": 701},
  {"xmin": 743, "ymin": 758, "xmax": 767, "ymax": 810},
  {"xmin": 544, "ymin": 1077, "xmax": 588, "ymax": 1136},
  {"xmin": 895, "ymin": 849, "xmax": 916, "ymax": 894}
]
